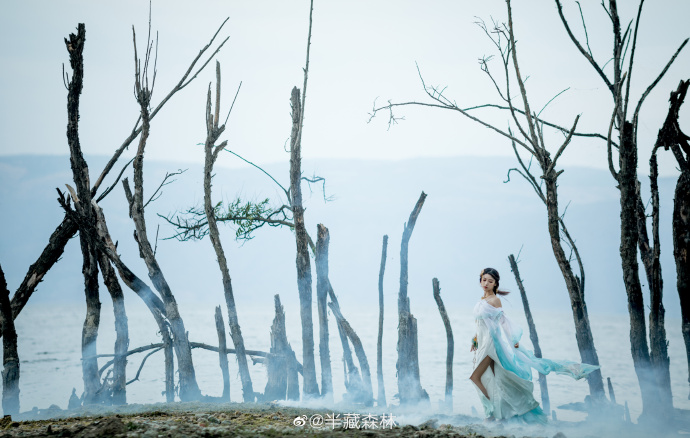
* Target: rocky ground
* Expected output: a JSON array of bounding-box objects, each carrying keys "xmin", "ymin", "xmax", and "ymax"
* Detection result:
[{"xmin": 0, "ymin": 402, "xmax": 685, "ymax": 438}]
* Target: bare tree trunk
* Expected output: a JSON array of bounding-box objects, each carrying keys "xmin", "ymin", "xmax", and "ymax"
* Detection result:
[
  {"xmin": 315, "ymin": 224, "xmax": 333, "ymax": 401},
  {"xmin": 202, "ymin": 62, "xmax": 254, "ymax": 402},
  {"xmin": 432, "ymin": 278, "xmax": 453, "ymax": 412},
  {"xmin": 214, "ymin": 306, "xmax": 230, "ymax": 401},
  {"xmin": 655, "ymin": 78, "xmax": 690, "ymax": 399},
  {"xmin": 508, "ymin": 254, "xmax": 550, "ymax": 415},
  {"xmin": 63, "ymin": 24, "xmax": 102, "ymax": 405},
  {"xmin": 619, "ymin": 121, "xmax": 660, "ymax": 416},
  {"xmin": 289, "ymin": 86, "xmax": 319, "ymax": 398},
  {"xmin": 264, "ymin": 296, "xmax": 288, "ymax": 401},
  {"xmin": 328, "ymin": 298, "xmax": 373, "ymax": 406},
  {"xmin": 644, "ymin": 152, "xmax": 673, "ymax": 407},
  {"xmin": 97, "ymin": 254, "xmax": 128, "ymax": 405},
  {"xmin": 0, "ymin": 265, "xmax": 19, "ymax": 416},
  {"xmin": 542, "ymin": 172, "xmax": 605, "ymax": 401},
  {"xmin": 397, "ymin": 192, "xmax": 427, "ymax": 405},
  {"xmin": 128, "ymin": 31, "xmax": 201, "ymax": 399},
  {"xmin": 377, "ymin": 235, "xmax": 388, "ymax": 408},
  {"xmin": 88, "ymin": 202, "xmax": 174, "ymax": 401},
  {"xmin": 326, "ymin": 283, "xmax": 365, "ymax": 402},
  {"xmin": 674, "ymin": 171, "xmax": 690, "ymax": 399}
]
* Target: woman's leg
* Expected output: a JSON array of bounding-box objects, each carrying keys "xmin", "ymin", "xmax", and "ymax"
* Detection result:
[{"xmin": 470, "ymin": 355, "xmax": 494, "ymax": 400}]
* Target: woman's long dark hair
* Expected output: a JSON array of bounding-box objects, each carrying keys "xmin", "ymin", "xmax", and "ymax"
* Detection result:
[{"xmin": 480, "ymin": 268, "xmax": 510, "ymax": 296}]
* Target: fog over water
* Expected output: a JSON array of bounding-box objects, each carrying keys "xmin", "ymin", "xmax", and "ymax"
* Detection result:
[{"xmin": 1, "ymin": 155, "xmax": 688, "ymax": 425}]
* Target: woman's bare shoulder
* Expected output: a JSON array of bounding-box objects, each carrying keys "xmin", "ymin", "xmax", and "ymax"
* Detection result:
[{"xmin": 486, "ymin": 295, "xmax": 502, "ymax": 308}]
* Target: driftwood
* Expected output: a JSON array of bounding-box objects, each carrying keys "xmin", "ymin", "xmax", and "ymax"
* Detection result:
[
  {"xmin": 315, "ymin": 224, "xmax": 333, "ymax": 401},
  {"xmin": 202, "ymin": 62, "xmax": 254, "ymax": 402},
  {"xmin": 508, "ymin": 254, "xmax": 550, "ymax": 414},
  {"xmin": 0, "ymin": 265, "xmax": 19, "ymax": 415},
  {"xmin": 215, "ymin": 306, "xmax": 230, "ymax": 401},
  {"xmin": 397, "ymin": 192, "xmax": 427, "ymax": 405},
  {"xmin": 432, "ymin": 278, "xmax": 453, "ymax": 412},
  {"xmin": 377, "ymin": 235, "xmax": 388, "ymax": 407}
]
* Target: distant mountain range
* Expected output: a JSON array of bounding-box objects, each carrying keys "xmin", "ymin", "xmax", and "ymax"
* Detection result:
[{"xmin": 0, "ymin": 154, "xmax": 683, "ymax": 319}]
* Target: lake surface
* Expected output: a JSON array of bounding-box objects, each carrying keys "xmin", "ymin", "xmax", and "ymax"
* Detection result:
[{"xmin": 9, "ymin": 299, "xmax": 690, "ymax": 423}]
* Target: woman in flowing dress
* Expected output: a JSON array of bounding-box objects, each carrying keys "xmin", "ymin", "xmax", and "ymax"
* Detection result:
[{"xmin": 469, "ymin": 268, "xmax": 599, "ymax": 423}]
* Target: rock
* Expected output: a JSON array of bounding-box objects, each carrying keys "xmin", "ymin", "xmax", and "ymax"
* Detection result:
[
  {"xmin": 74, "ymin": 416, "xmax": 126, "ymax": 437},
  {"xmin": 553, "ymin": 432, "xmax": 568, "ymax": 438}
]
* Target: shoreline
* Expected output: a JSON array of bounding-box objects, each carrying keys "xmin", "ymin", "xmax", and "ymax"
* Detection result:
[{"xmin": 1, "ymin": 402, "xmax": 687, "ymax": 437}]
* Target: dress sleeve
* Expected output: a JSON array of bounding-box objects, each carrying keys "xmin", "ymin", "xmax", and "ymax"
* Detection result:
[{"xmin": 500, "ymin": 312, "xmax": 523, "ymax": 345}]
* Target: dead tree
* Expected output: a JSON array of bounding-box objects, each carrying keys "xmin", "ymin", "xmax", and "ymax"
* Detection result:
[
  {"xmin": 397, "ymin": 191, "xmax": 428, "ymax": 405},
  {"xmin": 126, "ymin": 24, "xmax": 202, "ymax": 401},
  {"xmin": 0, "ymin": 265, "xmax": 19, "ymax": 416},
  {"xmin": 214, "ymin": 306, "xmax": 230, "ymax": 401},
  {"xmin": 328, "ymin": 289, "xmax": 374, "ymax": 406},
  {"xmin": 377, "ymin": 235, "xmax": 388, "ymax": 407},
  {"xmin": 201, "ymin": 62, "xmax": 254, "ymax": 402},
  {"xmin": 432, "ymin": 278, "xmax": 453, "ymax": 412},
  {"xmin": 315, "ymin": 224, "xmax": 333, "ymax": 401},
  {"xmin": 0, "ymin": 17, "xmax": 228, "ymax": 345},
  {"xmin": 654, "ymin": 79, "xmax": 690, "ymax": 399},
  {"xmin": 328, "ymin": 282, "xmax": 364, "ymax": 401},
  {"xmin": 264, "ymin": 295, "xmax": 300, "ymax": 401},
  {"xmin": 555, "ymin": 0, "xmax": 686, "ymax": 416},
  {"xmin": 508, "ymin": 253, "xmax": 550, "ymax": 415},
  {"xmin": 370, "ymin": 1, "xmax": 606, "ymax": 402},
  {"xmin": 63, "ymin": 24, "xmax": 102, "ymax": 405}
]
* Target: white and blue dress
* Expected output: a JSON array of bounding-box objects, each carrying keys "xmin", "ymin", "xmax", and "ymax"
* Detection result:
[{"xmin": 472, "ymin": 299, "xmax": 599, "ymax": 423}]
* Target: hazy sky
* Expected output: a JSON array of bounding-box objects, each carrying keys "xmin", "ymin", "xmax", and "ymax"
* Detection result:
[{"xmin": 1, "ymin": 0, "xmax": 689, "ymax": 176}]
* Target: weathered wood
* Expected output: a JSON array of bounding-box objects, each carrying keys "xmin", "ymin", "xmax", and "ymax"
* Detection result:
[
  {"xmin": 326, "ymin": 282, "xmax": 364, "ymax": 401},
  {"xmin": 129, "ymin": 26, "xmax": 201, "ymax": 401},
  {"xmin": 432, "ymin": 278, "xmax": 453, "ymax": 412},
  {"xmin": 64, "ymin": 23, "xmax": 102, "ymax": 405},
  {"xmin": 0, "ymin": 265, "xmax": 19, "ymax": 415},
  {"xmin": 289, "ymin": 86, "xmax": 319, "ymax": 398},
  {"xmin": 397, "ymin": 192, "xmax": 427, "ymax": 405},
  {"xmin": 607, "ymin": 377, "xmax": 616, "ymax": 404},
  {"xmin": 328, "ymin": 298, "xmax": 373, "ymax": 406},
  {"xmin": 377, "ymin": 235, "xmax": 388, "ymax": 408},
  {"xmin": 508, "ymin": 254, "xmax": 550, "ymax": 415},
  {"xmin": 656, "ymin": 79, "xmax": 690, "ymax": 400},
  {"xmin": 96, "ymin": 254, "xmax": 129, "ymax": 405},
  {"xmin": 214, "ymin": 306, "xmax": 230, "ymax": 401},
  {"xmin": 264, "ymin": 295, "xmax": 289, "ymax": 401},
  {"xmin": 202, "ymin": 62, "xmax": 254, "ymax": 402},
  {"xmin": 315, "ymin": 224, "xmax": 333, "ymax": 401}
]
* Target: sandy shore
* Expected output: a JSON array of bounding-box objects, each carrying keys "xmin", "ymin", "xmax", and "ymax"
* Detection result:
[{"xmin": 0, "ymin": 402, "xmax": 686, "ymax": 437}]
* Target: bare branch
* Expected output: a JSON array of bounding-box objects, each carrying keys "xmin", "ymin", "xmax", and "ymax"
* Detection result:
[
  {"xmin": 546, "ymin": 114, "xmax": 580, "ymax": 174},
  {"xmin": 555, "ymin": 0, "xmax": 614, "ymax": 95},
  {"xmin": 144, "ymin": 168, "xmax": 187, "ymax": 209},
  {"xmin": 623, "ymin": 0, "xmax": 645, "ymax": 119},
  {"xmin": 633, "ymin": 38, "xmax": 689, "ymax": 139}
]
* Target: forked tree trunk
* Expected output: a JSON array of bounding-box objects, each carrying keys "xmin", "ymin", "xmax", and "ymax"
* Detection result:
[
  {"xmin": 264, "ymin": 295, "xmax": 300, "ymax": 401},
  {"xmin": 432, "ymin": 278, "xmax": 453, "ymax": 412},
  {"xmin": 328, "ymin": 298, "xmax": 373, "ymax": 406},
  {"xmin": 326, "ymin": 282, "xmax": 365, "ymax": 401},
  {"xmin": 618, "ymin": 121, "xmax": 661, "ymax": 416},
  {"xmin": 315, "ymin": 224, "xmax": 333, "ymax": 401},
  {"xmin": 377, "ymin": 235, "xmax": 388, "ymax": 407},
  {"xmin": 289, "ymin": 86, "xmax": 319, "ymax": 398},
  {"xmin": 0, "ymin": 265, "xmax": 19, "ymax": 416},
  {"xmin": 397, "ymin": 192, "xmax": 427, "ymax": 405},
  {"xmin": 508, "ymin": 254, "xmax": 550, "ymax": 415}
]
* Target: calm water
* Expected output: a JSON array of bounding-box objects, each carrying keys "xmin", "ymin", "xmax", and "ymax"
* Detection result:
[{"xmin": 9, "ymin": 299, "xmax": 690, "ymax": 422}]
